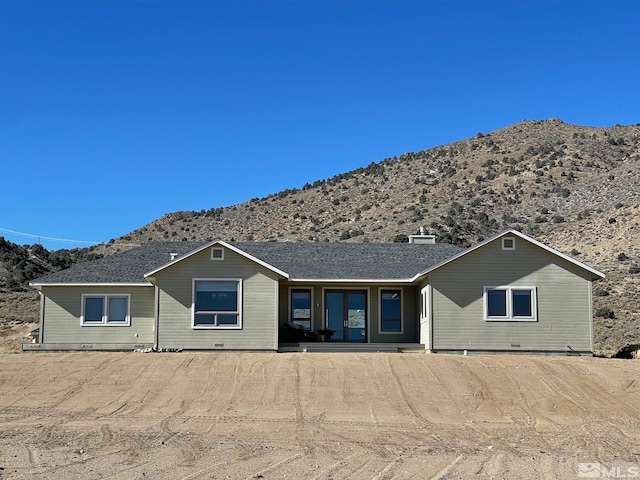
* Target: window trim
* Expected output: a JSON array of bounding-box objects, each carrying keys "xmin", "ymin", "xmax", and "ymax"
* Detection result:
[
  {"xmin": 420, "ymin": 285, "xmax": 430, "ymax": 325},
  {"xmin": 378, "ymin": 288, "xmax": 403, "ymax": 334},
  {"xmin": 81, "ymin": 294, "xmax": 131, "ymax": 326},
  {"xmin": 483, "ymin": 286, "xmax": 537, "ymax": 322},
  {"xmin": 289, "ymin": 288, "xmax": 313, "ymax": 331},
  {"xmin": 192, "ymin": 278, "xmax": 242, "ymax": 329},
  {"xmin": 502, "ymin": 237, "xmax": 516, "ymax": 250},
  {"xmin": 211, "ymin": 247, "xmax": 225, "ymax": 260}
]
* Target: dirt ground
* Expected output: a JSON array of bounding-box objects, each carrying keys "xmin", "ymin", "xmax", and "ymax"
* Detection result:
[{"xmin": 0, "ymin": 352, "xmax": 639, "ymax": 480}]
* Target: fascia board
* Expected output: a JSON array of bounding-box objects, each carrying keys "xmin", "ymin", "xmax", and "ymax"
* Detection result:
[
  {"xmin": 508, "ymin": 229, "xmax": 605, "ymax": 279},
  {"xmin": 288, "ymin": 278, "xmax": 414, "ymax": 284},
  {"xmin": 29, "ymin": 282, "xmax": 153, "ymax": 287},
  {"xmin": 143, "ymin": 239, "xmax": 290, "ymax": 279}
]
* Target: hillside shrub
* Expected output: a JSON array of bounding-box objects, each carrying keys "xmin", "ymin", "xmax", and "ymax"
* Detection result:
[
  {"xmin": 595, "ymin": 307, "xmax": 615, "ymax": 319},
  {"xmin": 393, "ymin": 234, "xmax": 409, "ymax": 243}
]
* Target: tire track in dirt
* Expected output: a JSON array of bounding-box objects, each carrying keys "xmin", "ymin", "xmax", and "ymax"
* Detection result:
[
  {"xmin": 242, "ymin": 452, "xmax": 304, "ymax": 480},
  {"xmin": 48, "ymin": 354, "xmax": 124, "ymax": 409},
  {"xmin": 386, "ymin": 356, "xmax": 433, "ymax": 426},
  {"xmin": 429, "ymin": 454, "xmax": 464, "ymax": 479},
  {"xmin": 25, "ymin": 444, "xmax": 37, "ymax": 468}
]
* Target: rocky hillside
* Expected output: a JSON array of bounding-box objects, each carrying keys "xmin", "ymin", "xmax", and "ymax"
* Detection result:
[{"xmin": 2, "ymin": 118, "xmax": 639, "ymax": 354}]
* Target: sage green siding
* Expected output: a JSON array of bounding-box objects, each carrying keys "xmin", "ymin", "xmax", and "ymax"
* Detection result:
[
  {"xmin": 278, "ymin": 283, "xmax": 419, "ymax": 343},
  {"xmin": 430, "ymin": 237, "xmax": 594, "ymax": 352},
  {"xmin": 154, "ymin": 246, "xmax": 280, "ymax": 350},
  {"xmin": 40, "ymin": 286, "xmax": 155, "ymax": 345}
]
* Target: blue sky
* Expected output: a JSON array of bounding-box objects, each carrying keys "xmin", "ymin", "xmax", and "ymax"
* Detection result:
[{"xmin": 1, "ymin": 1, "xmax": 638, "ymax": 250}]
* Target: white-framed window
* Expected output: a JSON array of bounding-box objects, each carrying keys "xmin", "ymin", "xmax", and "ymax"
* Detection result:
[
  {"xmin": 290, "ymin": 288, "xmax": 312, "ymax": 331},
  {"xmin": 81, "ymin": 294, "xmax": 131, "ymax": 326},
  {"xmin": 211, "ymin": 247, "xmax": 224, "ymax": 260},
  {"xmin": 502, "ymin": 237, "xmax": 515, "ymax": 250},
  {"xmin": 192, "ymin": 278, "xmax": 242, "ymax": 329},
  {"xmin": 379, "ymin": 288, "xmax": 403, "ymax": 333},
  {"xmin": 420, "ymin": 285, "xmax": 430, "ymax": 324},
  {"xmin": 484, "ymin": 286, "xmax": 537, "ymax": 322}
]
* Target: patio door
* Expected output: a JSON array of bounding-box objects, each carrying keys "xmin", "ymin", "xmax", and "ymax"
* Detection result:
[{"xmin": 325, "ymin": 290, "xmax": 367, "ymax": 342}]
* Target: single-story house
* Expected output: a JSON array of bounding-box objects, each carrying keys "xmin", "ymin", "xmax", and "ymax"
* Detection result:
[{"xmin": 25, "ymin": 229, "xmax": 604, "ymax": 354}]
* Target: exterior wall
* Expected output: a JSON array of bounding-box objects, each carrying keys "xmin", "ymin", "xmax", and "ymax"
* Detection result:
[
  {"xmin": 430, "ymin": 236, "xmax": 594, "ymax": 352},
  {"xmin": 278, "ymin": 282, "xmax": 419, "ymax": 343},
  {"xmin": 40, "ymin": 285, "xmax": 155, "ymax": 345},
  {"xmin": 155, "ymin": 246, "xmax": 280, "ymax": 350}
]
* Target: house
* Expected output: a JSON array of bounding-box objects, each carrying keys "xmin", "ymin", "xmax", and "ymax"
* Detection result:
[{"xmin": 25, "ymin": 229, "xmax": 604, "ymax": 354}]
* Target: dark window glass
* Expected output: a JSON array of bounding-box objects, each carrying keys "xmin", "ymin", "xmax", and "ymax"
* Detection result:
[
  {"xmin": 107, "ymin": 297, "xmax": 128, "ymax": 322},
  {"xmin": 381, "ymin": 290, "xmax": 401, "ymax": 332},
  {"xmin": 512, "ymin": 290, "xmax": 532, "ymax": 317},
  {"xmin": 291, "ymin": 289, "xmax": 311, "ymax": 330},
  {"xmin": 487, "ymin": 289, "xmax": 507, "ymax": 317},
  {"xmin": 195, "ymin": 281, "xmax": 238, "ymax": 312},
  {"xmin": 84, "ymin": 297, "xmax": 104, "ymax": 322}
]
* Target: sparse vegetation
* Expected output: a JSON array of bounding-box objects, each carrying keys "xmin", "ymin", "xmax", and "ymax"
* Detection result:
[
  {"xmin": 595, "ymin": 307, "xmax": 615, "ymax": 319},
  {"xmin": 2, "ymin": 118, "xmax": 640, "ymax": 353}
]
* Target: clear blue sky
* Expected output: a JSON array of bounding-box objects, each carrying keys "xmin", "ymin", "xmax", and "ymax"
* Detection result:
[{"xmin": 1, "ymin": 1, "xmax": 638, "ymax": 250}]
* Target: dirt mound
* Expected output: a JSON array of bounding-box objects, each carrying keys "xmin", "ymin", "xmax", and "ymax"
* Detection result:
[{"xmin": 0, "ymin": 352, "xmax": 639, "ymax": 479}]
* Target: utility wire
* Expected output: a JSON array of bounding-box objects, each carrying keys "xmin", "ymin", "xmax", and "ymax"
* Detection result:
[{"xmin": 0, "ymin": 227, "xmax": 102, "ymax": 246}]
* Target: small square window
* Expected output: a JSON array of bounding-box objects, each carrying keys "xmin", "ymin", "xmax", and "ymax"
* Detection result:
[
  {"xmin": 502, "ymin": 237, "xmax": 515, "ymax": 250},
  {"xmin": 211, "ymin": 248, "xmax": 224, "ymax": 260}
]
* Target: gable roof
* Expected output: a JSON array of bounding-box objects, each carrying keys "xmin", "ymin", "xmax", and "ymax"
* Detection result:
[
  {"xmin": 30, "ymin": 240, "xmax": 463, "ymax": 285},
  {"xmin": 30, "ymin": 229, "xmax": 603, "ymax": 287},
  {"xmin": 412, "ymin": 228, "xmax": 605, "ymax": 281},
  {"xmin": 232, "ymin": 241, "xmax": 463, "ymax": 281},
  {"xmin": 144, "ymin": 240, "xmax": 291, "ymax": 279}
]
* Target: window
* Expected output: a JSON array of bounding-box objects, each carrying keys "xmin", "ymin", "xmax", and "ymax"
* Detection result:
[
  {"xmin": 211, "ymin": 248, "xmax": 224, "ymax": 260},
  {"xmin": 420, "ymin": 286, "xmax": 429, "ymax": 324},
  {"xmin": 290, "ymin": 289, "xmax": 312, "ymax": 330},
  {"xmin": 81, "ymin": 294, "xmax": 130, "ymax": 326},
  {"xmin": 193, "ymin": 279, "xmax": 242, "ymax": 328},
  {"xmin": 484, "ymin": 286, "xmax": 536, "ymax": 321},
  {"xmin": 502, "ymin": 237, "xmax": 515, "ymax": 250},
  {"xmin": 380, "ymin": 289, "xmax": 402, "ymax": 332}
]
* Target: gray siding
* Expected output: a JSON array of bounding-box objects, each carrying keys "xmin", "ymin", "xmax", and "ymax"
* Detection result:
[
  {"xmin": 278, "ymin": 283, "xmax": 419, "ymax": 343},
  {"xmin": 41, "ymin": 286, "xmax": 155, "ymax": 345},
  {"xmin": 154, "ymin": 246, "xmax": 280, "ymax": 350},
  {"xmin": 430, "ymin": 237, "xmax": 594, "ymax": 352}
]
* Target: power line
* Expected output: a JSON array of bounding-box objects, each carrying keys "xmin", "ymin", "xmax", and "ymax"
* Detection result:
[{"xmin": 0, "ymin": 227, "xmax": 102, "ymax": 246}]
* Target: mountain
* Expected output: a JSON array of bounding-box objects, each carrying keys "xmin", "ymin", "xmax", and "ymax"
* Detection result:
[{"xmin": 2, "ymin": 118, "xmax": 639, "ymax": 354}]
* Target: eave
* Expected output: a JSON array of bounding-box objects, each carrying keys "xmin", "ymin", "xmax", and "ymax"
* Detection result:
[
  {"xmin": 30, "ymin": 282, "xmax": 153, "ymax": 289},
  {"xmin": 288, "ymin": 278, "xmax": 415, "ymax": 284}
]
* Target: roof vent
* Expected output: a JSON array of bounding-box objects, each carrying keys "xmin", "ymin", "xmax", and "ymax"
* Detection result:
[
  {"xmin": 170, "ymin": 252, "xmax": 179, "ymax": 261},
  {"xmin": 409, "ymin": 227, "xmax": 436, "ymax": 244}
]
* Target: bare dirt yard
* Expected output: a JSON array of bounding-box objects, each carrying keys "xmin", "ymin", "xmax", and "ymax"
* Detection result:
[{"xmin": 0, "ymin": 352, "xmax": 639, "ymax": 480}]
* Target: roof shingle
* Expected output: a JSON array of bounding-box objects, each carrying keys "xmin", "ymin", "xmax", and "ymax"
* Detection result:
[{"xmin": 31, "ymin": 241, "xmax": 464, "ymax": 284}]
